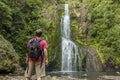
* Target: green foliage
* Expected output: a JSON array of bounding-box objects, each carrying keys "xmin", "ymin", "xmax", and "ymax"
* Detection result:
[
  {"xmin": 0, "ymin": 0, "xmax": 61, "ymax": 70},
  {"xmin": 0, "ymin": 1, "xmax": 12, "ymax": 36},
  {"xmin": 87, "ymin": 0, "xmax": 120, "ymax": 67}
]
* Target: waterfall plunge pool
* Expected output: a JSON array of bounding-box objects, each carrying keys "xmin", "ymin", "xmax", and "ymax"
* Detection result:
[{"xmin": 47, "ymin": 71, "xmax": 119, "ymax": 80}]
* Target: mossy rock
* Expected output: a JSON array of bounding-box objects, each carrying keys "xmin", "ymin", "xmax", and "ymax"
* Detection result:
[{"xmin": 0, "ymin": 35, "xmax": 20, "ymax": 73}]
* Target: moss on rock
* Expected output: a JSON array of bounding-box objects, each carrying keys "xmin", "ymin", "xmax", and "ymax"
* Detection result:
[{"xmin": 0, "ymin": 35, "xmax": 20, "ymax": 73}]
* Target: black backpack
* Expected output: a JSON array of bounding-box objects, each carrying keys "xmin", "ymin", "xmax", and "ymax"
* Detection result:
[{"xmin": 27, "ymin": 38, "xmax": 43, "ymax": 60}]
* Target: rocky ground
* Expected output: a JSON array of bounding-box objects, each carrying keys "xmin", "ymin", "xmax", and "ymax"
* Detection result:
[
  {"xmin": 98, "ymin": 75, "xmax": 120, "ymax": 80},
  {"xmin": 0, "ymin": 75, "xmax": 86, "ymax": 80},
  {"xmin": 0, "ymin": 74, "xmax": 120, "ymax": 80}
]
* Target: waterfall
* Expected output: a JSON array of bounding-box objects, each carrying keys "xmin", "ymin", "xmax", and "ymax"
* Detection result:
[{"xmin": 61, "ymin": 4, "xmax": 81, "ymax": 72}]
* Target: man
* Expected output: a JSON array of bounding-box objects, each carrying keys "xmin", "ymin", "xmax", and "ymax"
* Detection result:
[{"xmin": 25, "ymin": 29, "xmax": 48, "ymax": 80}]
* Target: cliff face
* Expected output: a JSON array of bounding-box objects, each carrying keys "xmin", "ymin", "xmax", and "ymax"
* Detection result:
[
  {"xmin": 0, "ymin": 35, "xmax": 20, "ymax": 73},
  {"xmin": 44, "ymin": 1, "xmax": 104, "ymax": 71}
]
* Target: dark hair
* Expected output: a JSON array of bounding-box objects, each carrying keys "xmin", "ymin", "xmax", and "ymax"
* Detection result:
[{"xmin": 35, "ymin": 29, "xmax": 42, "ymax": 37}]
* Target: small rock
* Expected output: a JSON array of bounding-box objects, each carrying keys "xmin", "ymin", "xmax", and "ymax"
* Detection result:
[
  {"xmin": 81, "ymin": 73, "xmax": 88, "ymax": 77},
  {"xmin": 116, "ymin": 71, "xmax": 120, "ymax": 74}
]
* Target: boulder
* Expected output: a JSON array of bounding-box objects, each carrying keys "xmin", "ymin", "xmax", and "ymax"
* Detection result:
[{"xmin": 0, "ymin": 35, "xmax": 20, "ymax": 73}]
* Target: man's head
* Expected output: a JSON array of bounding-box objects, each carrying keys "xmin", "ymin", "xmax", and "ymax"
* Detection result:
[{"xmin": 35, "ymin": 29, "xmax": 42, "ymax": 37}]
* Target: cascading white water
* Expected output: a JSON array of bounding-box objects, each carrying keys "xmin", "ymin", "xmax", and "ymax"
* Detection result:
[{"xmin": 61, "ymin": 4, "xmax": 81, "ymax": 72}]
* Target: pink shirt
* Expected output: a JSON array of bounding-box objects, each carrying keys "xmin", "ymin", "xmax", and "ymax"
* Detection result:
[{"xmin": 27, "ymin": 37, "xmax": 48, "ymax": 62}]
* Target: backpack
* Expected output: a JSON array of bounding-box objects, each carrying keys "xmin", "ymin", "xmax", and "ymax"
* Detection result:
[{"xmin": 27, "ymin": 38, "xmax": 43, "ymax": 60}]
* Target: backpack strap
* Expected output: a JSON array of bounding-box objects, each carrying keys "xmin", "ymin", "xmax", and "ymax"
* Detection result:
[
  {"xmin": 27, "ymin": 38, "xmax": 34, "ymax": 47},
  {"xmin": 29, "ymin": 38, "xmax": 34, "ymax": 43},
  {"xmin": 35, "ymin": 38, "xmax": 42, "ymax": 43}
]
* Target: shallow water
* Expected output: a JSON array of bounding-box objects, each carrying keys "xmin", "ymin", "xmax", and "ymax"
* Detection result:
[{"xmin": 47, "ymin": 71, "xmax": 118, "ymax": 80}]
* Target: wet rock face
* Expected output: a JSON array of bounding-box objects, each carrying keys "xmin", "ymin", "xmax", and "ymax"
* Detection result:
[
  {"xmin": 0, "ymin": 35, "xmax": 20, "ymax": 73},
  {"xmin": 86, "ymin": 47, "xmax": 103, "ymax": 71},
  {"xmin": 80, "ymin": 46, "xmax": 103, "ymax": 71}
]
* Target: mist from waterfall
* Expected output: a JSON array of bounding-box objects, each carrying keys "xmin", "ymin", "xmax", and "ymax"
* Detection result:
[{"xmin": 61, "ymin": 4, "xmax": 81, "ymax": 72}]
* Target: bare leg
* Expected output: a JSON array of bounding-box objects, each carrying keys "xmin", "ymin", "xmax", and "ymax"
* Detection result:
[
  {"xmin": 26, "ymin": 77, "xmax": 30, "ymax": 80},
  {"xmin": 37, "ymin": 77, "xmax": 41, "ymax": 80}
]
